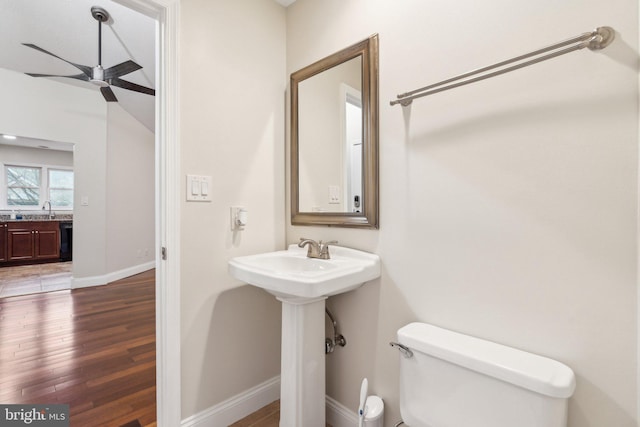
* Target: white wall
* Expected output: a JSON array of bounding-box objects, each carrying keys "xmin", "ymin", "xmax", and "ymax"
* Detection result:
[
  {"xmin": 0, "ymin": 68, "xmax": 155, "ymax": 282},
  {"xmin": 179, "ymin": 0, "xmax": 286, "ymax": 419},
  {"xmin": 286, "ymin": 1, "xmax": 638, "ymax": 426},
  {"xmin": 106, "ymin": 103, "xmax": 155, "ymax": 273},
  {"xmin": 0, "ymin": 67, "xmax": 108, "ymax": 279},
  {"xmin": 0, "ymin": 145, "xmax": 73, "ymax": 170},
  {"xmin": 0, "ymin": 144, "xmax": 73, "ymax": 176}
]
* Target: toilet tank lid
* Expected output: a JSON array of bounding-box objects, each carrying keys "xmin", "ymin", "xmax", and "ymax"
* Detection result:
[{"xmin": 397, "ymin": 322, "xmax": 576, "ymax": 398}]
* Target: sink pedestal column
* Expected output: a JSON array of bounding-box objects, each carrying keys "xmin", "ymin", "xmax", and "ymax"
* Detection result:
[{"xmin": 277, "ymin": 295, "xmax": 327, "ymax": 427}]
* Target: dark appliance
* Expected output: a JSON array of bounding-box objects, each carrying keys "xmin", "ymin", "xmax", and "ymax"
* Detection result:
[{"xmin": 59, "ymin": 221, "xmax": 73, "ymax": 261}]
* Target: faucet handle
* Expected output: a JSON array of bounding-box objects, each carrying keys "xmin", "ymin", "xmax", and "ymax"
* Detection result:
[
  {"xmin": 320, "ymin": 240, "xmax": 338, "ymax": 246},
  {"xmin": 319, "ymin": 240, "xmax": 338, "ymax": 259}
]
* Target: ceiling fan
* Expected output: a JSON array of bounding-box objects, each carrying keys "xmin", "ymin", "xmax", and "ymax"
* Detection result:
[{"xmin": 22, "ymin": 6, "xmax": 154, "ymax": 103}]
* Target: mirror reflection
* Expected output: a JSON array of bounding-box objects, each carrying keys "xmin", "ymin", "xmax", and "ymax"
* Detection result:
[
  {"xmin": 298, "ymin": 56, "xmax": 362, "ymax": 213},
  {"xmin": 291, "ymin": 34, "xmax": 378, "ymax": 228}
]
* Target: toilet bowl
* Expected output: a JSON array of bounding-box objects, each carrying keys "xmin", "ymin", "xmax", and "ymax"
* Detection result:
[{"xmin": 393, "ymin": 322, "xmax": 576, "ymax": 427}]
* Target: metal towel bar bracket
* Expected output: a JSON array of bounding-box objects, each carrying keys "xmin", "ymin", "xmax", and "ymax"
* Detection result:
[{"xmin": 390, "ymin": 26, "xmax": 615, "ymax": 106}]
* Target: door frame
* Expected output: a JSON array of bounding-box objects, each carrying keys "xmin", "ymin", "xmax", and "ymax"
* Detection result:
[{"xmin": 113, "ymin": 0, "xmax": 181, "ymax": 425}]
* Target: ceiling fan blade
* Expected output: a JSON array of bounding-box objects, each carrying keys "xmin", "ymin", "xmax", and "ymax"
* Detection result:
[
  {"xmin": 110, "ymin": 78, "xmax": 155, "ymax": 96},
  {"xmin": 104, "ymin": 60, "xmax": 142, "ymax": 80},
  {"xmin": 26, "ymin": 72, "xmax": 90, "ymax": 82},
  {"xmin": 22, "ymin": 43, "xmax": 93, "ymax": 78},
  {"xmin": 100, "ymin": 86, "xmax": 118, "ymax": 102}
]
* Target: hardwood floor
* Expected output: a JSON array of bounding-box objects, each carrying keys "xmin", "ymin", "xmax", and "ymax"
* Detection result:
[
  {"xmin": 0, "ymin": 269, "xmax": 156, "ymax": 427},
  {"xmin": 230, "ymin": 400, "xmax": 281, "ymax": 427},
  {"xmin": 230, "ymin": 400, "xmax": 332, "ymax": 427}
]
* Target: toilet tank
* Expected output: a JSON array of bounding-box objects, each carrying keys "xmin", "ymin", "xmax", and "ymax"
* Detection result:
[{"xmin": 397, "ymin": 322, "xmax": 576, "ymax": 427}]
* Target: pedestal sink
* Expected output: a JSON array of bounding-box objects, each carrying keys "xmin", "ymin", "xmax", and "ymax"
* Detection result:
[{"xmin": 228, "ymin": 244, "xmax": 380, "ymax": 427}]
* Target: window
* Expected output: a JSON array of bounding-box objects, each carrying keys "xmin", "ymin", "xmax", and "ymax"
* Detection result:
[
  {"xmin": 49, "ymin": 169, "xmax": 74, "ymax": 207},
  {"xmin": 3, "ymin": 164, "xmax": 73, "ymax": 209},
  {"xmin": 6, "ymin": 165, "xmax": 41, "ymax": 206}
]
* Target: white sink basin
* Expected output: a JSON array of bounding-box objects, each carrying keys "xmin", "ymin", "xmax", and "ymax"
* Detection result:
[
  {"xmin": 228, "ymin": 244, "xmax": 380, "ymax": 299},
  {"xmin": 229, "ymin": 243, "xmax": 381, "ymax": 426}
]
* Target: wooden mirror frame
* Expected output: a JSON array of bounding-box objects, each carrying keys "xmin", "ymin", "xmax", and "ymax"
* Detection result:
[{"xmin": 290, "ymin": 34, "xmax": 379, "ymax": 228}]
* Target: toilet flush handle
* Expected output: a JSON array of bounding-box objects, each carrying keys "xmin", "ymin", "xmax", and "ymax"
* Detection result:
[{"xmin": 389, "ymin": 342, "xmax": 413, "ymax": 358}]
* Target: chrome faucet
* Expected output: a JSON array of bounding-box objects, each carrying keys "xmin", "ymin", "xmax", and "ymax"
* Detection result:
[
  {"xmin": 42, "ymin": 200, "xmax": 54, "ymax": 219},
  {"xmin": 298, "ymin": 238, "xmax": 338, "ymax": 259}
]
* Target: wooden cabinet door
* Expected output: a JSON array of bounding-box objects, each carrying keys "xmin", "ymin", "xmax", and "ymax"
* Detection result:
[
  {"xmin": 0, "ymin": 223, "xmax": 7, "ymax": 262},
  {"xmin": 7, "ymin": 224, "xmax": 34, "ymax": 261},
  {"xmin": 34, "ymin": 223, "xmax": 60, "ymax": 260}
]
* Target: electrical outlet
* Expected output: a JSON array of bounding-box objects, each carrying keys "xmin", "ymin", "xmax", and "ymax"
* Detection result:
[{"xmin": 230, "ymin": 206, "xmax": 247, "ymax": 230}]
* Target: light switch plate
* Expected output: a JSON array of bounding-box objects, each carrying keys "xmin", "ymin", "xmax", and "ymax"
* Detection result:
[
  {"xmin": 328, "ymin": 185, "xmax": 340, "ymax": 204},
  {"xmin": 186, "ymin": 174, "xmax": 213, "ymax": 202}
]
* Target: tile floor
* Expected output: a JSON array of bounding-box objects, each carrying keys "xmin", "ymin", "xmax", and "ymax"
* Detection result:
[{"xmin": 0, "ymin": 262, "xmax": 72, "ymax": 298}]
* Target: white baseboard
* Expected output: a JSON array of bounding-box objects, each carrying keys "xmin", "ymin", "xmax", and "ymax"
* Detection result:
[
  {"xmin": 181, "ymin": 376, "xmax": 281, "ymax": 427},
  {"xmin": 179, "ymin": 376, "xmax": 359, "ymax": 427},
  {"xmin": 72, "ymin": 261, "xmax": 156, "ymax": 289},
  {"xmin": 326, "ymin": 395, "xmax": 358, "ymax": 427}
]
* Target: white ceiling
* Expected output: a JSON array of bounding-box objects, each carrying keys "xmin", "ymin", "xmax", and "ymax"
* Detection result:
[
  {"xmin": 274, "ymin": 0, "xmax": 297, "ymax": 6},
  {"xmin": 0, "ymin": 0, "xmax": 156, "ymax": 131},
  {"xmin": 0, "ymin": 0, "xmax": 296, "ymax": 136},
  {"xmin": 0, "ymin": 133, "xmax": 74, "ymax": 152}
]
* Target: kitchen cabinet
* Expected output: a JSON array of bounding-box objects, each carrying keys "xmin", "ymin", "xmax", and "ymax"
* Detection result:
[
  {"xmin": 8, "ymin": 223, "xmax": 33, "ymax": 261},
  {"xmin": 7, "ymin": 221, "xmax": 60, "ymax": 262},
  {"xmin": 34, "ymin": 222, "xmax": 60, "ymax": 259},
  {"xmin": 0, "ymin": 223, "xmax": 6, "ymax": 262}
]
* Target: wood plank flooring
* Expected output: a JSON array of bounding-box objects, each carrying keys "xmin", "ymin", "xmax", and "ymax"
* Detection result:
[
  {"xmin": 0, "ymin": 269, "xmax": 156, "ymax": 427},
  {"xmin": 230, "ymin": 400, "xmax": 281, "ymax": 427},
  {"xmin": 231, "ymin": 400, "xmax": 332, "ymax": 427}
]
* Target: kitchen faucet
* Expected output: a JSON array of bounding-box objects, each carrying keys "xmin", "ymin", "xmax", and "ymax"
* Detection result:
[{"xmin": 42, "ymin": 200, "xmax": 54, "ymax": 219}]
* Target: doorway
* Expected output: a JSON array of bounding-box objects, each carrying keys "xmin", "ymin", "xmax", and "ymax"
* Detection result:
[
  {"xmin": 0, "ymin": 139, "xmax": 75, "ymax": 298},
  {"xmin": 115, "ymin": 0, "xmax": 181, "ymax": 425},
  {"xmin": 341, "ymin": 83, "xmax": 363, "ymax": 213},
  {"xmin": 0, "ymin": 0, "xmax": 179, "ymax": 423}
]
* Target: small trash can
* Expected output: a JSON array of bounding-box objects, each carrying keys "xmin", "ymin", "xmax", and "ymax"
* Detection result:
[{"xmin": 363, "ymin": 395, "xmax": 384, "ymax": 427}]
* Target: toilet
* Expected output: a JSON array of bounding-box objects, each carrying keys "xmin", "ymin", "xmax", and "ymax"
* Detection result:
[{"xmin": 394, "ymin": 322, "xmax": 576, "ymax": 427}]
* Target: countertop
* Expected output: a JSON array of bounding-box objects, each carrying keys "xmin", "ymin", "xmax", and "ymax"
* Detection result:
[{"xmin": 0, "ymin": 214, "xmax": 73, "ymax": 222}]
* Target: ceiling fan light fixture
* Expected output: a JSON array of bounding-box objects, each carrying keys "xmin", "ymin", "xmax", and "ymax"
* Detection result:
[
  {"xmin": 89, "ymin": 65, "xmax": 109, "ymax": 87},
  {"xmin": 90, "ymin": 79, "xmax": 109, "ymax": 87},
  {"xmin": 22, "ymin": 6, "xmax": 155, "ymax": 103}
]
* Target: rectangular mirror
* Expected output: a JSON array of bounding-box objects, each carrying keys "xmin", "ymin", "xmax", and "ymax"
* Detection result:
[{"xmin": 291, "ymin": 34, "xmax": 379, "ymax": 228}]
